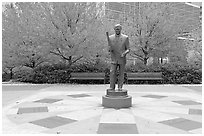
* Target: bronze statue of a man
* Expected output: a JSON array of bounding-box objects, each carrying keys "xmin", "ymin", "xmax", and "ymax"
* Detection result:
[{"xmin": 106, "ymin": 24, "xmax": 130, "ymax": 91}]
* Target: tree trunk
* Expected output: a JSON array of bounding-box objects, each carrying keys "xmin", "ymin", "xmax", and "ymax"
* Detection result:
[
  {"xmin": 68, "ymin": 56, "xmax": 72, "ymax": 68},
  {"xmin": 144, "ymin": 57, "xmax": 148, "ymax": 65},
  {"xmin": 143, "ymin": 51, "xmax": 148, "ymax": 65},
  {"xmin": 10, "ymin": 69, "xmax": 13, "ymax": 80},
  {"xmin": 142, "ymin": 44, "xmax": 149, "ymax": 65},
  {"xmin": 8, "ymin": 67, "xmax": 14, "ymax": 80}
]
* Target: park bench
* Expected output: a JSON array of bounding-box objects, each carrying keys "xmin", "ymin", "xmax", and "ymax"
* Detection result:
[
  {"xmin": 126, "ymin": 72, "xmax": 163, "ymax": 84},
  {"xmin": 70, "ymin": 72, "xmax": 106, "ymax": 84}
]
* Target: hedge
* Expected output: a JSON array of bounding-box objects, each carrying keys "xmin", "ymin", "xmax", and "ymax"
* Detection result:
[{"xmin": 2, "ymin": 62, "xmax": 202, "ymax": 84}]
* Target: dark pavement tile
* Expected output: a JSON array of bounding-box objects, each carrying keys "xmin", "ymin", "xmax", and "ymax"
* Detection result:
[
  {"xmin": 159, "ymin": 118, "xmax": 202, "ymax": 131},
  {"xmin": 172, "ymin": 100, "xmax": 201, "ymax": 105},
  {"xmin": 17, "ymin": 107, "xmax": 48, "ymax": 114},
  {"xmin": 142, "ymin": 95, "xmax": 167, "ymax": 99},
  {"xmin": 34, "ymin": 98, "xmax": 63, "ymax": 103},
  {"xmin": 67, "ymin": 94, "xmax": 91, "ymax": 98},
  {"xmin": 97, "ymin": 123, "xmax": 138, "ymax": 134},
  {"xmin": 30, "ymin": 116, "xmax": 76, "ymax": 129},
  {"xmin": 189, "ymin": 109, "xmax": 202, "ymax": 115}
]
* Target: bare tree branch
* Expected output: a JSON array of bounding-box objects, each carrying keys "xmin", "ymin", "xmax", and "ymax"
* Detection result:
[
  {"xmin": 50, "ymin": 50, "xmax": 69, "ymax": 61},
  {"xmin": 76, "ymin": 13, "xmax": 80, "ymax": 24},
  {"xmin": 23, "ymin": 63, "xmax": 33, "ymax": 68},
  {"xmin": 3, "ymin": 69, "xmax": 8, "ymax": 74},
  {"xmin": 130, "ymin": 52, "xmax": 144, "ymax": 62},
  {"xmin": 50, "ymin": 47, "xmax": 74, "ymax": 61},
  {"xmin": 72, "ymin": 55, "xmax": 83, "ymax": 64},
  {"xmin": 147, "ymin": 20, "xmax": 159, "ymax": 37},
  {"xmin": 35, "ymin": 60, "xmax": 45, "ymax": 67},
  {"xmin": 76, "ymin": 37, "xmax": 86, "ymax": 46},
  {"xmin": 158, "ymin": 38, "xmax": 169, "ymax": 46},
  {"xmin": 42, "ymin": 3, "xmax": 60, "ymax": 30},
  {"xmin": 142, "ymin": 47, "xmax": 148, "ymax": 55}
]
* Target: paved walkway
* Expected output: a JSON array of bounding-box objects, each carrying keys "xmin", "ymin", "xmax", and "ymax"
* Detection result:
[{"xmin": 2, "ymin": 84, "xmax": 202, "ymax": 134}]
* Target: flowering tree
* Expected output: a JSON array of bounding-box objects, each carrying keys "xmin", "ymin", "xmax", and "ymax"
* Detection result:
[{"xmin": 40, "ymin": 2, "xmax": 104, "ymax": 67}]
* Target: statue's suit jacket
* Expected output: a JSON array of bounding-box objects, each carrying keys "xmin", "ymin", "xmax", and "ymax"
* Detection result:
[{"xmin": 108, "ymin": 34, "xmax": 130, "ymax": 65}]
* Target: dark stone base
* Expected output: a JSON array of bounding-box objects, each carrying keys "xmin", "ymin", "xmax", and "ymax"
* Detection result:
[{"xmin": 102, "ymin": 89, "xmax": 132, "ymax": 108}]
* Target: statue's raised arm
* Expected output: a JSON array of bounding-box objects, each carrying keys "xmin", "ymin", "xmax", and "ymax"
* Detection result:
[
  {"xmin": 106, "ymin": 32, "xmax": 112, "ymax": 52},
  {"xmin": 106, "ymin": 32, "xmax": 110, "ymax": 45}
]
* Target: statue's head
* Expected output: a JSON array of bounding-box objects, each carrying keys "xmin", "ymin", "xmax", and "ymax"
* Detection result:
[{"xmin": 114, "ymin": 24, "xmax": 122, "ymax": 35}]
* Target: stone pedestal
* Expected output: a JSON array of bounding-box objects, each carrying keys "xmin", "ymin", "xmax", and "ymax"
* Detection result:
[{"xmin": 102, "ymin": 89, "xmax": 132, "ymax": 108}]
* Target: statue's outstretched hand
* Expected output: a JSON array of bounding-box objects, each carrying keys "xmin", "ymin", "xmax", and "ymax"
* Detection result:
[{"xmin": 121, "ymin": 53, "xmax": 125, "ymax": 58}]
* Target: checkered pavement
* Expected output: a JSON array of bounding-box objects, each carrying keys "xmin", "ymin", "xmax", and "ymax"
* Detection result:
[{"xmin": 3, "ymin": 86, "xmax": 202, "ymax": 134}]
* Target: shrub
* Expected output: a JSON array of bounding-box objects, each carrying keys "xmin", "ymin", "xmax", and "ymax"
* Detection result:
[
  {"xmin": 126, "ymin": 62, "xmax": 161, "ymax": 72},
  {"xmin": 2, "ymin": 73, "xmax": 10, "ymax": 82},
  {"xmin": 126, "ymin": 62, "xmax": 201, "ymax": 84},
  {"xmin": 32, "ymin": 70, "xmax": 71, "ymax": 83},
  {"xmin": 15, "ymin": 64, "xmax": 71, "ymax": 83},
  {"xmin": 13, "ymin": 68, "xmax": 33, "ymax": 82},
  {"xmin": 161, "ymin": 63, "xmax": 202, "ymax": 84},
  {"xmin": 9, "ymin": 61, "xmax": 201, "ymax": 84}
]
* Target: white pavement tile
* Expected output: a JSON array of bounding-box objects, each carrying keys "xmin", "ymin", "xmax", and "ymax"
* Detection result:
[
  {"xmin": 132, "ymin": 97, "xmax": 156, "ymax": 104},
  {"xmin": 100, "ymin": 110, "xmax": 136, "ymax": 124},
  {"xmin": 18, "ymin": 92, "xmax": 59, "ymax": 102},
  {"xmin": 141, "ymin": 106, "xmax": 189, "ymax": 115},
  {"xmin": 189, "ymin": 128, "xmax": 202, "ymax": 134},
  {"xmin": 131, "ymin": 91, "xmax": 202, "ymax": 102},
  {"xmin": 45, "ymin": 95, "xmax": 70, "ymax": 100},
  {"xmin": 3, "ymin": 122, "xmax": 48, "ymax": 134},
  {"xmin": 161, "ymin": 96, "xmax": 193, "ymax": 101},
  {"xmin": 138, "ymin": 100, "xmax": 183, "ymax": 107},
  {"xmin": 173, "ymin": 93, "xmax": 201, "ymax": 102},
  {"xmin": 129, "ymin": 92, "xmax": 152, "ymax": 97},
  {"xmin": 58, "ymin": 108, "xmax": 103, "ymax": 121},
  {"xmin": 54, "ymin": 99, "xmax": 95, "ymax": 106},
  {"xmin": 16, "ymin": 123, "xmax": 49, "ymax": 134},
  {"xmin": 131, "ymin": 108, "xmax": 179, "ymax": 122},
  {"xmin": 13, "ymin": 102, "xmax": 50, "ymax": 108},
  {"xmin": 6, "ymin": 108, "xmax": 19, "ymax": 115},
  {"xmin": 75, "ymin": 96, "xmax": 101, "ymax": 103},
  {"xmin": 48, "ymin": 105, "xmax": 89, "ymax": 112},
  {"xmin": 119, "ymin": 108, "xmax": 133, "ymax": 115},
  {"xmin": 102, "ymin": 108, "xmax": 117, "ymax": 114},
  {"xmin": 2, "ymin": 114, "xmax": 20, "ymax": 134}
]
